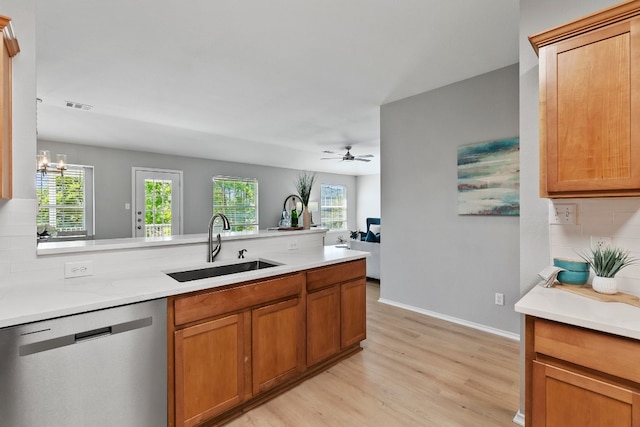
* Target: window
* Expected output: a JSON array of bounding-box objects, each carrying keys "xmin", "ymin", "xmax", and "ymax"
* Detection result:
[
  {"xmin": 36, "ymin": 164, "xmax": 94, "ymax": 238},
  {"xmin": 144, "ymin": 178, "xmax": 173, "ymax": 237},
  {"xmin": 320, "ymin": 184, "xmax": 347, "ymax": 230},
  {"xmin": 213, "ymin": 176, "xmax": 258, "ymax": 232}
]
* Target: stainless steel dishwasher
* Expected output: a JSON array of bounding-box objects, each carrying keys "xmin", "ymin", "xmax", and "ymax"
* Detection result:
[{"xmin": 0, "ymin": 298, "xmax": 167, "ymax": 427}]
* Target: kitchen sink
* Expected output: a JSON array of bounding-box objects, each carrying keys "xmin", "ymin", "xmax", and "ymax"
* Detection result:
[{"xmin": 166, "ymin": 259, "xmax": 281, "ymax": 282}]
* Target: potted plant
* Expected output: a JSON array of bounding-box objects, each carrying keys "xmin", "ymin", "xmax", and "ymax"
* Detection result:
[
  {"xmin": 37, "ymin": 224, "xmax": 57, "ymax": 240},
  {"xmin": 578, "ymin": 245, "xmax": 637, "ymax": 294},
  {"xmin": 294, "ymin": 171, "xmax": 317, "ymax": 229}
]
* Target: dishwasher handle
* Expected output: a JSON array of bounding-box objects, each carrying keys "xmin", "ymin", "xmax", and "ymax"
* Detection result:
[
  {"xmin": 19, "ymin": 316, "xmax": 153, "ymax": 357},
  {"xmin": 75, "ymin": 326, "xmax": 112, "ymax": 342}
]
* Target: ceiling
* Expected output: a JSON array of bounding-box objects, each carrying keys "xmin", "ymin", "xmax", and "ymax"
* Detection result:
[{"xmin": 35, "ymin": 0, "xmax": 519, "ymax": 176}]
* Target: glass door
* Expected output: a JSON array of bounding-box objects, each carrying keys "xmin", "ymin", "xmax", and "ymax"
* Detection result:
[{"xmin": 133, "ymin": 168, "xmax": 182, "ymax": 238}]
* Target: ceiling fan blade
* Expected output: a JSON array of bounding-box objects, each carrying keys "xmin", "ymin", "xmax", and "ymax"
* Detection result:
[
  {"xmin": 322, "ymin": 150, "xmax": 336, "ymax": 154},
  {"xmin": 358, "ymin": 154, "xmax": 374, "ymax": 158},
  {"xmin": 320, "ymin": 157, "xmax": 342, "ymax": 160},
  {"xmin": 355, "ymin": 158, "xmax": 371, "ymax": 162}
]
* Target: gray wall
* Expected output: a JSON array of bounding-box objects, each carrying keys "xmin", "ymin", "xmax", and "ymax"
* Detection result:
[
  {"xmin": 518, "ymin": 0, "xmax": 619, "ymax": 417},
  {"xmin": 380, "ymin": 64, "xmax": 520, "ymax": 334},
  {"xmin": 38, "ymin": 140, "xmax": 357, "ymax": 239}
]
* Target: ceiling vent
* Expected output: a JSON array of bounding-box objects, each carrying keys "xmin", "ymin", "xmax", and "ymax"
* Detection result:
[{"xmin": 65, "ymin": 100, "xmax": 93, "ymax": 111}]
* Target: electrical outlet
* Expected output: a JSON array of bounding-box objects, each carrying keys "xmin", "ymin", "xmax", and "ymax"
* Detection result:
[
  {"xmin": 287, "ymin": 240, "xmax": 298, "ymax": 250},
  {"xmin": 591, "ymin": 236, "xmax": 612, "ymax": 249},
  {"xmin": 64, "ymin": 261, "xmax": 93, "ymax": 278},
  {"xmin": 495, "ymin": 293, "xmax": 505, "ymax": 306},
  {"xmin": 549, "ymin": 203, "xmax": 577, "ymax": 225}
]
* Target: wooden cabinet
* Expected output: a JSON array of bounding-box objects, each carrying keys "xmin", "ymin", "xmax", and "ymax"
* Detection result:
[
  {"xmin": 525, "ymin": 316, "xmax": 640, "ymax": 426},
  {"xmin": 168, "ymin": 272, "xmax": 304, "ymax": 427},
  {"xmin": 306, "ymin": 259, "xmax": 366, "ymax": 366},
  {"xmin": 0, "ymin": 16, "xmax": 19, "ymax": 200},
  {"xmin": 252, "ymin": 297, "xmax": 305, "ymax": 394},
  {"xmin": 174, "ymin": 313, "xmax": 248, "ymax": 427},
  {"xmin": 532, "ymin": 361, "xmax": 640, "ymax": 426},
  {"xmin": 341, "ymin": 278, "xmax": 366, "ymax": 348},
  {"xmin": 168, "ymin": 261, "xmax": 366, "ymax": 427},
  {"xmin": 307, "ymin": 285, "xmax": 341, "ymax": 366},
  {"xmin": 530, "ymin": 1, "xmax": 640, "ymax": 197}
]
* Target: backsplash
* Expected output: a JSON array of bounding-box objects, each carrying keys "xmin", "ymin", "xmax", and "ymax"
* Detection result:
[
  {"xmin": 0, "ymin": 198, "xmax": 324, "ymax": 286},
  {"xmin": 549, "ymin": 197, "xmax": 640, "ymax": 293}
]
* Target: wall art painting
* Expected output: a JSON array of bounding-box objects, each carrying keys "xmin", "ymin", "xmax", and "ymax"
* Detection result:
[{"xmin": 457, "ymin": 137, "xmax": 519, "ymax": 216}]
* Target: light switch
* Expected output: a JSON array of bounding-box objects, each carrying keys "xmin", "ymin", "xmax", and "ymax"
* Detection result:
[{"xmin": 549, "ymin": 203, "xmax": 576, "ymax": 225}]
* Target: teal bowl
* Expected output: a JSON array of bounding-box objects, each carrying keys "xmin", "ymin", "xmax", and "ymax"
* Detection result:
[
  {"xmin": 557, "ymin": 269, "xmax": 589, "ymax": 285},
  {"xmin": 553, "ymin": 258, "xmax": 589, "ymax": 272}
]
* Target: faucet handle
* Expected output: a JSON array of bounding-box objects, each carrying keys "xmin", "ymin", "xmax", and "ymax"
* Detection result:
[{"xmin": 238, "ymin": 249, "xmax": 247, "ymax": 259}]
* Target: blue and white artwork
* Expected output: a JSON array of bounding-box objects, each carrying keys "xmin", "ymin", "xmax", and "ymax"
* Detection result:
[{"xmin": 457, "ymin": 137, "xmax": 519, "ymax": 216}]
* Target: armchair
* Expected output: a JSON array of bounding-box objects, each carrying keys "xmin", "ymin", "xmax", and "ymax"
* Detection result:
[{"xmin": 358, "ymin": 217, "xmax": 381, "ymax": 242}]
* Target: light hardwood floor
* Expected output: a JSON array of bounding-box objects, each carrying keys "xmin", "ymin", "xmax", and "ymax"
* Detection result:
[{"xmin": 227, "ymin": 282, "xmax": 520, "ymax": 426}]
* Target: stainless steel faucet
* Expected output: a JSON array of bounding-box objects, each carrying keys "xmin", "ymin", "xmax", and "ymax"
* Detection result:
[{"xmin": 208, "ymin": 213, "xmax": 231, "ymax": 262}]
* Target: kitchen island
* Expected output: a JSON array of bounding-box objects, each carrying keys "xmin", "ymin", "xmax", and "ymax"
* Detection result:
[
  {"xmin": 1, "ymin": 229, "xmax": 369, "ymax": 427},
  {"xmin": 516, "ymin": 285, "xmax": 640, "ymax": 426},
  {"xmin": 2, "ymin": 228, "xmax": 364, "ymax": 328}
]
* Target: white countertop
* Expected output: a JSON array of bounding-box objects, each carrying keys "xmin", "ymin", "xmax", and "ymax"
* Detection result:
[
  {"xmin": 515, "ymin": 284, "xmax": 640, "ymax": 340},
  {"xmin": 37, "ymin": 228, "xmax": 328, "ymax": 255},
  {"xmin": 0, "ymin": 246, "xmax": 368, "ymax": 329}
]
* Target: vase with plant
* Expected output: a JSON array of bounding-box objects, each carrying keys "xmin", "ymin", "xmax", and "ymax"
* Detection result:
[
  {"xmin": 578, "ymin": 245, "xmax": 637, "ymax": 294},
  {"xmin": 37, "ymin": 224, "xmax": 57, "ymax": 240},
  {"xmin": 294, "ymin": 171, "xmax": 317, "ymax": 230}
]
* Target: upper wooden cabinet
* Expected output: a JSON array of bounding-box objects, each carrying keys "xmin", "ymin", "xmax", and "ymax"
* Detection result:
[
  {"xmin": 530, "ymin": 1, "xmax": 640, "ymax": 198},
  {"xmin": 0, "ymin": 15, "xmax": 19, "ymax": 200}
]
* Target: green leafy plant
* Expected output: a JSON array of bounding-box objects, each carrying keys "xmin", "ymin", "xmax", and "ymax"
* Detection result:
[
  {"xmin": 577, "ymin": 246, "xmax": 638, "ymax": 278},
  {"xmin": 37, "ymin": 223, "xmax": 57, "ymax": 236},
  {"xmin": 294, "ymin": 171, "xmax": 317, "ymax": 207}
]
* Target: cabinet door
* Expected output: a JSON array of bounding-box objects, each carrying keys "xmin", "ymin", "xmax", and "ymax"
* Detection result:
[
  {"xmin": 307, "ymin": 285, "xmax": 340, "ymax": 366},
  {"xmin": 174, "ymin": 314, "xmax": 247, "ymax": 427},
  {"xmin": 252, "ymin": 297, "xmax": 304, "ymax": 395},
  {"xmin": 0, "ymin": 24, "xmax": 12, "ymax": 200},
  {"xmin": 341, "ymin": 278, "xmax": 366, "ymax": 348},
  {"xmin": 532, "ymin": 361, "xmax": 640, "ymax": 427},
  {"xmin": 542, "ymin": 19, "xmax": 640, "ymax": 195}
]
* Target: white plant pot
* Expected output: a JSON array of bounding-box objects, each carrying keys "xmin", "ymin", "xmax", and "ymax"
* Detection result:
[{"xmin": 592, "ymin": 276, "xmax": 618, "ymax": 294}]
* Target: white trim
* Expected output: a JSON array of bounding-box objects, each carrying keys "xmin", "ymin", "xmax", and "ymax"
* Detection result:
[
  {"xmin": 512, "ymin": 411, "xmax": 525, "ymax": 426},
  {"xmin": 377, "ymin": 297, "xmax": 520, "ymax": 341}
]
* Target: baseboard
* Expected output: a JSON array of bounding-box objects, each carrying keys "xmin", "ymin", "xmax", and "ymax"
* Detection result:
[
  {"xmin": 377, "ymin": 297, "xmax": 520, "ymax": 341},
  {"xmin": 512, "ymin": 410, "xmax": 525, "ymax": 426}
]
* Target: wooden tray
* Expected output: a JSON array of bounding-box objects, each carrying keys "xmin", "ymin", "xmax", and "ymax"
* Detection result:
[
  {"xmin": 555, "ymin": 284, "xmax": 640, "ymax": 308},
  {"xmin": 277, "ymin": 227, "xmax": 304, "ymax": 231}
]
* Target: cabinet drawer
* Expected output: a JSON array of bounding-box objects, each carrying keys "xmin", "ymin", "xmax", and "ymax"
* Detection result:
[
  {"xmin": 173, "ymin": 273, "xmax": 304, "ymax": 326},
  {"xmin": 306, "ymin": 259, "xmax": 365, "ymax": 292},
  {"xmin": 534, "ymin": 318, "xmax": 640, "ymax": 383}
]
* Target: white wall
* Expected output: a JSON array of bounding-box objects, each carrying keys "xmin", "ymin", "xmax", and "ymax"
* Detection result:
[
  {"xmin": 380, "ymin": 64, "xmax": 520, "ymax": 335},
  {"xmin": 356, "ymin": 174, "xmax": 380, "ymax": 231},
  {"xmin": 0, "ymin": 1, "xmax": 38, "ymax": 280}
]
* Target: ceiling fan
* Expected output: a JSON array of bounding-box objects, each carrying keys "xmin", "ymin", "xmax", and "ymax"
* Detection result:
[{"xmin": 321, "ymin": 145, "xmax": 374, "ymax": 162}]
